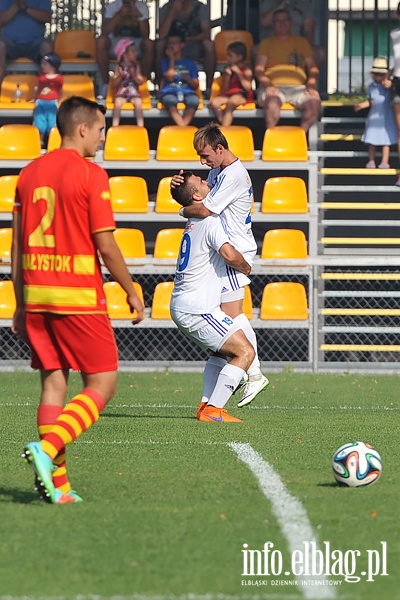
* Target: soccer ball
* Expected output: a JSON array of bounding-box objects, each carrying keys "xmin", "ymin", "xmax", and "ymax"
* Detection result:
[{"xmin": 332, "ymin": 442, "xmax": 382, "ymax": 487}]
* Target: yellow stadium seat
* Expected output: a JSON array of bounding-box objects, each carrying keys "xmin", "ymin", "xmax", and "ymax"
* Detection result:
[
  {"xmin": 157, "ymin": 82, "xmax": 204, "ymax": 111},
  {"xmin": 220, "ymin": 125, "xmax": 255, "ymax": 161},
  {"xmin": 6, "ymin": 57, "xmax": 37, "ymax": 71},
  {"xmin": 151, "ymin": 281, "xmax": 174, "ymax": 320},
  {"xmin": 103, "ymin": 281, "xmax": 144, "ymax": 320},
  {"xmin": 0, "ymin": 175, "xmax": 18, "ymax": 212},
  {"xmin": 262, "ymin": 126, "xmax": 308, "ymax": 161},
  {"xmin": 0, "ymin": 124, "xmax": 41, "ymax": 160},
  {"xmin": 155, "ymin": 177, "xmax": 180, "ymax": 213},
  {"xmin": 156, "ymin": 126, "xmax": 198, "ymax": 161},
  {"xmin": 113, "ymin": 228, "xmax": 146, "ymax": 263},
  {"xmin": 210, "ymin": 75, "xmax": 256, "ymax": 110},
  {"xmin": 261, "ymin": 177, "xmax": 308, "ymax": 213},
  {"xmin": 243, "ymin": 285, "xmax": 253, "ymax": 320},
  {"xmin": 54, "ymin": 29, "xmax": 96, "ymax": 63},
  {"xmin": 0, "ymin": 228, "xmax": 12, "ymax": 263},
  {"xmin": 106, "ymin": 77, "xmax": 152, "ymax": 111},
  {"xmin": 261, "ymin": 229, "xmax": 308, "ymax": 259},
  {"xmin": 0, "ymin": 280, "xmax": 16, "ymax": 319},
  {"xmin": 154, "ymin": 228, "xmax": 184, "ymax": 259},
  {"xmin": 109, "ymin": 176, "xmax": 149, "ymax": 213},
  {"xmin": 0, "ymin": 74, "xmax": 37, "ymax": 107},
  {"xmin": 260, "ymin": 282, "xmax": 308, "ymax": 320},
  {"xmin": 214, "ymin": 30, "xmax": 254, "ymax": 63},
  {"xmin": 47, "ymin": 127, "xmax": 61, "ymax": 151},
  {"xmin": 60, "ymin": 74, "xmax": 96, "ymax": 101},
  {"xmin": 103, "ymin": 125, "xmax": 150, "ymax": 161}
]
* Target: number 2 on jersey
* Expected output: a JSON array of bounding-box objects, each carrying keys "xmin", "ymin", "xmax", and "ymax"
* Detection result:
[{"xmin": 28, "ymin": 186, "xmax": 56, "ymax": 248}]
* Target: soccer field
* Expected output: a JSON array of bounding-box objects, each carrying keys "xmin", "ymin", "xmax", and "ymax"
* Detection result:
[{"xmin": 0, "ymin": 371, "xmax": 398, "ymax": 600}]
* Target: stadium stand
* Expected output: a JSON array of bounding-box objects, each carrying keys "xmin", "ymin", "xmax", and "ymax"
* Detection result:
[
  {"xmin": 0, "ymin": 228, "xmax": 12, "ymax": 263},
  {"xmin": 261, "ymin": 177, "xmax": 308, "ymax": 213},
  {"xmin": 109, "ymin": 176, "xmax": 149, "ymax": 213},
  {"xmin": 54, "ymin": 29, "xmax": 98, "ymax": 75},
  {"xmin": 103, "ymin": 281, "xmax": 144, "ymax": 320},
  {"xmin": 0, "ymin": 124, "xmax": 41, "ymax": 160},
  {"xmin": 260, "ymin": 282, "xmax": 308, "ymax": 321}
]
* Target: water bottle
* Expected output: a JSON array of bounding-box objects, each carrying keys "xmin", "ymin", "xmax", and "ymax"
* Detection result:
[
  {"xmin": 14, "ymin": 83, "xmax": 22, "ymax": 103},
  {"xmin": 177, "ymin": 81, "xmax": 184, "ymax": 103}
]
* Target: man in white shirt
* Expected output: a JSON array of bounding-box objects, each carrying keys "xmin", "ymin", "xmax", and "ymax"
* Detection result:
[
  {"xmin": 172, "ymin": 123, "xmax": 269, "ymax": 409},
  {"xmin": 170, "ymin": 172, "xmax": 255, "ymax": 423},
  {"xmin": 95, "ymin": 0, "xmax": 154, "ymax": 95}
]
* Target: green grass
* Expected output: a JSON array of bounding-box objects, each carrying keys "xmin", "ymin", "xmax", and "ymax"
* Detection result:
[{"xmin": 0, "ymin": 371, "xmax": 399, "ymax": 599}]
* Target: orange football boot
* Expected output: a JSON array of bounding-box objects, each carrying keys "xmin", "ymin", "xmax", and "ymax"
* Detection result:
[
  {"xmin": 196, "ymin": 401, "xmax": 207, "ymax": 419},
  {"xmin": 198, "ymin": 406, "xmax": 243, "ymax": 423}
]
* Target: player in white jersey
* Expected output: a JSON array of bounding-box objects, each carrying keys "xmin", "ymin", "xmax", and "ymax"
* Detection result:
[
  {"xmin": 170, "ymin": 172, "xmax": 255, "ymax": 423},
  {"xmin": 172, "ymin": 122, "xmax": 269, "ymax": 409}
]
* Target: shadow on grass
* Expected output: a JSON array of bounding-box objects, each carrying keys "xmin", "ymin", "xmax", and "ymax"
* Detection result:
[
  {"xmin": 317, "ymin": 482, "xmax": 342, "ymax": 488},
  {"xmin": 102, "ymin": 412, "xmax": 194, "ymax": 419},
  {"xmin": 0, "ymin": 487, "xmax": 42, "ymax": 504}
]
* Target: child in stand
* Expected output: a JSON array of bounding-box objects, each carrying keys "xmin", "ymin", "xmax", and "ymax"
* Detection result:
[
  {"xmin": 32, "ymin": 53, "xmax": 63, "ymax": 147},
  {"xmin": 112, "ymin": 38, "xmax": 144, "ymax": 127},
  {"xmin": 355, "ymin": 56, "xmax": 397, "ymax": 169},
  {"xmin": 210, "ymin": 41, "xmax": 254, "ymax": 126},
  {"xmin": 159, "ymin": 32, "xmax": 199, "ymax": 126}
]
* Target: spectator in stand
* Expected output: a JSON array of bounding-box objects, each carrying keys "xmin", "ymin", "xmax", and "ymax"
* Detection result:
[
  {"xmin": 155, "ymin": 0, "xmax": 215, "ymax": 99},
  {"xmin": 210, "ymin": 41, "xmax": 253, "ymax": 126},
  {"xmin": 95, "ymin": 0, "xmax": 154, "ymax": 98},
  {"xmin": 32, "ymin": 52, "xmax": 63, "ymax": 147},
  {"xmin": 159, "ymin": 32, "xmax": 199, "ymax": 126},
  {"xmin": 112, "ymin": 38, "xmax": 144, "ymax": 127},
  {"xmin": 254, "ymin": 7, "xmax": 321, "ymax": 133},
  {"xmin": 354, "ymin": 57, "xmax": 397, "ymax": 170},
  {"xmin": 0, "ymin": 0, "xmax": 53, "ymax": 84},
  {"xmin": 389, "ymin": 1, "xmax": 400, "ymax": 186},
  {"xmin": 259, "ymin": 0, "xmax": 325, "ymax": 66}
]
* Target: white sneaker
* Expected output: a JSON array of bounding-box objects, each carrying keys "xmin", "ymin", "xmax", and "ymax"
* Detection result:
[
  {"xmin": 234, "ymin": 373, "xmax": 248, "ymax": 395},
  {"xmin": 237, "ymin": 374, "xmax": 269, "ymax": 408}
]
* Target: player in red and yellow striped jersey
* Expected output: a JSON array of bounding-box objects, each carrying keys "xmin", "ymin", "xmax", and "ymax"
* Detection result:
[{"xmin": 12, "ymin": 96, "xmax": 145, "ymax": 504}]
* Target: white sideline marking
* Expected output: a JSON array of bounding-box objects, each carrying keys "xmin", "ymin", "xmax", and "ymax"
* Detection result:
[{"xmin": 229, "ymin": 443, "xmax": 338, "ymax": 600}]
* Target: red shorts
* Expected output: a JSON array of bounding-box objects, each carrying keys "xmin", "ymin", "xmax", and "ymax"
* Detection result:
[{"xmin": 26, "ymin": 312, "xmax": 118, "ymax": 373}]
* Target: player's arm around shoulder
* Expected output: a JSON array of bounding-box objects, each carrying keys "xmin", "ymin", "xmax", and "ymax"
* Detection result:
[
  {"xmin": 219, "ymin": 242, "xmax": 251, "ymax": 277},
  {"xmin": 180, "ymin": 201, "xmax": 211, "ymax": 219},
  {"xmin": 94, "ymin": 230, "xmax": 145, "ymax": 324}
]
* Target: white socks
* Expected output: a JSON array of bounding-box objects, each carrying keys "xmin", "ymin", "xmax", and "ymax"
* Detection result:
[
  {"xmin": 233, "ymin": 313, "xmax": 261, "ymax": 378},
  {"xmin": 208, "ymin": 363, "xmax": 245, "ymax": 409},
  {"xmin": 201, "ymin": 355, "xmax": 227, "ymax": 403}
]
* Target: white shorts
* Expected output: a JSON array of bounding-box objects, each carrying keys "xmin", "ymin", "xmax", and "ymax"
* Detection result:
[
  {"xmin": 220, "ymin": 265, "xmax": 251, "ymax": 302},
  {"xmin": 257, "ymin": 85, "xmax": 308, "ymax": 107},
  {"xmin": 170, "ymin": 307, "xmax": 240, "ymax": 352}
]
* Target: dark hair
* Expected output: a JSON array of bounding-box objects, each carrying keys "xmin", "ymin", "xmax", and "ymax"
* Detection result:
[
  {"xmin": 193, "ymin": 122, "xmax": 229, "ymax": 152},
  {"xmin": 272, "ymin": 8, "xmax": 292, "ymax": 22},
  {"xmin": 171, "ymin": 171, "xmax": 197, "ymax": 207},
  {"xmin": 56, "ymin": 96, "xmax": 106, "ymax": 138},
  {"xmin": 227, "ymin": 41, "xmax": 247, "ymax": 60}
]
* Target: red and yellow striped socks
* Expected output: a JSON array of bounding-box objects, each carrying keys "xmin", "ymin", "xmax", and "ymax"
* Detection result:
[
  {"xmin": 37, "ymin": 405, "xmax": 70, "ymax": 493},
  {"xmin": 40, "ymin": 388, "xmax": 105, "ymax": 460}
]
